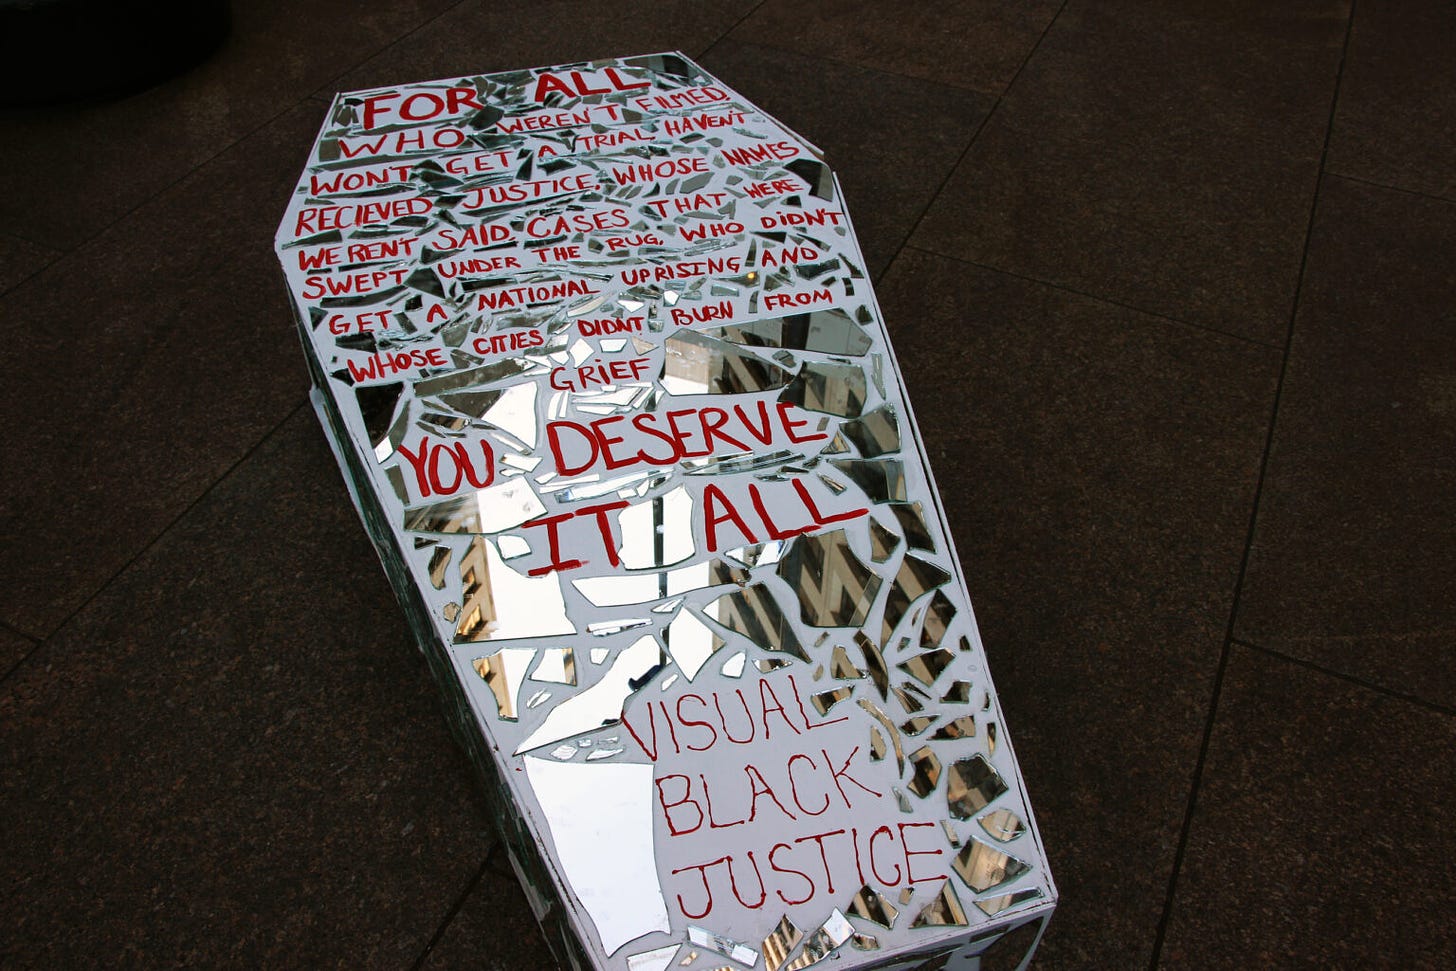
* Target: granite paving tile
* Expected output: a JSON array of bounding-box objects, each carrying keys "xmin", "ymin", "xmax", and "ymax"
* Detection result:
[
  {"xmin": 419, "ymin": 852, "xmax": 558, "ymax": 971},
  {"xmin": 1235, "ymin": 176, "xmax": 1456, "ymax": 709},
  {"xmin": 728, "ymin": 0, "xmax": 1064, "ymax": 96},
  {"xmin": 1327, "ymin": 0, "xmax": 1456, "ymax": 200},
  {"xmin": 0, "ymin": 0, "xmax": 458, "ymax": 248},
  {"xmin": 877, "ymin": 249, "xmax": 1278, "ymax": 966},
  {"xmin": 913, "ymin": 0, "xmax": 1350, "ymax": 344},
  {"xmin": 0, "ymin": 409, "xmax": 493, "ymax": 968},
  {"xmin": 700, "ymin": 41, "xmax": 993, "ymax": 279},
  {"xmin": 0, "ymin": 103, "xmax": 326, "ymax": 640},
  {"xmin": 327, "ymin": 0, "xmax": 750, "ymax": 95},
  {"xmin": 0, "ymin": 232, "xmax": 58, "ymax": 295},
  {"xmin": 1159, "ymin": 646, "xmax": 1456, "ymax": 967}
]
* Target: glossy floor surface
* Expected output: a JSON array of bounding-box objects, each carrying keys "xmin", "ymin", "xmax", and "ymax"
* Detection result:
[{"xmin": 2, "ymin": 2, "xmax": 1452, "ymax": 968}]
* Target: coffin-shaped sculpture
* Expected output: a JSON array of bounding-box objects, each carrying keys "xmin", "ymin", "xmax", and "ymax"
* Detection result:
[{"xmin": 275, "ymin": 53, "xmax": 1055, "ymax": 971}]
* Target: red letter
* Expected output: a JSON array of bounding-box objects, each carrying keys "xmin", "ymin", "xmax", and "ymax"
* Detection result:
[
  {"xmin": 744, "ymin": 764, "xmax": 796, "ymax": 824},
  {"xmin": 726, "ymin": 852, "xmax": 767, "ymax": 910},
  {"xmin": 446, "ymin": 439, "xmax": 494, "ymax": 491},
  {"xmin": 759, "ymin": 678, "xmax": 802, "ymax": 740},
  {"xmin": 869, "ymin": 826, "xmax": 902, "ymax": 885},
  {"xmin": 793, "ymin": 829, "xmax": 846, "ymax": 896},
  {"xmin": 786, "ymin": 754, "xmax": 829, "ymax": 816},
  {"xmin": 521, "ymin": 511, "xmax": 585, "ymax": 576},
  {"xmin": 395, "ymin": 437, "xmax": 432, "ymax": 498},
  {"xmin": 898, "ymin": 822, "xmax": 948, "ymax": 884},
  {"xmin": 446, "ymin": 86, "xmax": 483, "ymax": 114},
  {"xmin": 621, "ymin": 704, "xmax": 662, "ymax": 761},
  {"xmin": 531, "ymin": 72, "xmax": 576, "ymax": 102},
  {"xmin": 546, "ymin": 419, "xmax": 600, "ymax": 476},
  {"xmin": 702, "ymin": 483, "xmax": 756, "ymax": 552},
  {"xmin": 676, "ymin": 694, "xmax": 718, "ymax": 752},
  {"xmin": 822, "ymin": 746, "xmax": 882, "ymax": 807},
  {"xmin": 576, "ymin": 499, "xmax": 629, "ymax": 568},
  {"xmin": 778, "ymin": 401, "xmax": 828, "ymax": 442},
  {"xmin": 655, "ymin": 775, "xmax": 703, "ymax": 836},
  {"xmin": 670, "ymin": 858, "xmax": 725, "ymax": 920},
  {"xmin": 793, "ymin": 477, "xmax": 866, "ymax": 527},
  {"xmin": 769, "ymin": 843, "xmax": 815, "ymax": 906},
  {"xmin": 700, "ymin": 773, "xmax": 747, "ymax": 830},
  {"xmin": 362, "ymin": 91, "xmax": 400, "ymax": 130}
]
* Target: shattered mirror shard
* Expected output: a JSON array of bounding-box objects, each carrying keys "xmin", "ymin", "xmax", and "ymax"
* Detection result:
[{"xmin": 276, "ymin": 52, "xmax": 1053, "ymax": 971}]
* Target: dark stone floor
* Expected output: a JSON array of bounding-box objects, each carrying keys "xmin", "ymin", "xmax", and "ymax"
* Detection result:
[{"xmin": 2, "ymin": 1, "xmax": 1452, "ymax": 968}]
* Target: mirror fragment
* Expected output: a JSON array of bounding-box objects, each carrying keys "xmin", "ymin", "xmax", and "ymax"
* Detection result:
[
  {"xmin": 531, "ymin": 647, "xmax": 576, "ymax": 685},
  {"xmin": 762, "ymin": 914, "xmax": 805, "ymax": 971},
  {"xmin": 830, "ymin": 644, "xmax": 864, "ymax": 680},
  {"xmin": 703, "ymin": 584, "xmax": 808, "ymax": 662},
  {"xmin": 897, "ymin": 648, "xmax": 955, "ymax": 687},
  {"xmin": 782, "ymin": 910, "xmax": 854, "ymax": 970},
  {"xmin": 974, "ymin": 889, "xmax": 1043, "ymax": 918},
  {"xmin": 910, "ymin": 881, "xmax": 969, "ymax": 928},
  {"xmin": 941, "ymin": 680, "xmax": 973, "ymax": 704},
  {"xmin": 687, "ymin": 926, "xmax": 759, "ymax": 966},
  {"xmin": 663, "ymin": 608, "xmax": 724, "ymax": 681},
  {"xmin": 854, "ymin": 631, "xmax": 890, "ymax": 698},
  {"xmin": 947, "ymin": 755, "xmax": 1009, "ymax": 819},
  {"xmin": 907, "ymin": 745, "xmax": 942, "ymax": 797},
  {"xmin": 778, "ymin": 529, "xmax": 881, "ymax": 628},
  {"xmin": 841, "ymin": 406, "xmax": 900, "ymax": 458},
  {"xmin": 514, "ymin": 635, "xmax": 665, "ymax": 754},
  {"xmin": 780, "ymin": 360, "xmax": 868, "ymax": 417},
  {"xmin": 662, "ymin": 330, "xmax": 792, "ymax": 395},
  {"xmin": 625, "ymin": 944, "xmax": 680, "ymax": 971},
  {"xmin": 472, "ymin": 647, "xmax": 534, "ymax": 720},
  {"xmin": 847, "ymin": 884, "xmax": 899, "ymax": 929},
  {"xmin": 930, "ymin": 715, "xmax": 977, "ymax": 741},
  {"xmin": 427, "ymin": 546, "xmax": 452, "ymax": 588},
  {"xmin": 953, "ymin": 840, "xmax": 1030, "ymax": 894},
  {"xmin": 811, "ymin": 686, "xmax": 853, "ymax": 715},
  {"xmin": 979, "ymin": 808, "xmax": 1027, "ymax": 843},
  {"xmin": 868, "ymin": 519, "xmax": 899, "ymax": 562}
]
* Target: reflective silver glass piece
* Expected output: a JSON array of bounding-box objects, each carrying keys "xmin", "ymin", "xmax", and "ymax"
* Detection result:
[
  {"xmin": 979, "ymin": 808, "xmax": 1026, "ymax": 843},
  {"xmin": 947, "ymin": 755, "xmax": 1009, "ymax": 819},
  {"xmin": 952, "ymin": 839, "xmax": 1030, "ymax": 894},
  {"xmin": 910, "ymin": 880, "xmax": 969, "ymax": 928}
]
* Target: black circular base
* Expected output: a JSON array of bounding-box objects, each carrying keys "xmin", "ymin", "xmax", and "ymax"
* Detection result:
[{"xmin": 0, "ymin": 0, "xmax": 230, "ymax": 106}]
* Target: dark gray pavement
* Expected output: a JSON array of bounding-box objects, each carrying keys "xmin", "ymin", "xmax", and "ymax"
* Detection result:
[{"xmin": 2, "ymin": 1, "xmax": 1452, "ymax": 967}]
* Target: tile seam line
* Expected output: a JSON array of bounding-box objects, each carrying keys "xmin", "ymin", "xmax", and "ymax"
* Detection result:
[
  {"xmin": 0, "ymin": 227, "xmax": 58, "ymax": 251},
  {"xmin": 0, "ymin": 224, "xmax": 56, "ymax": 251},
  {"xmin": 0, "ymin": 619, "xmax": 40, "ymax": 645},
  {"xmin": 1324, "ymin": 170, "xmax": 1456, "ymax": 208},
  {"xmin": 311, "ymin": 0, "xmax": 474, "ymax": 96},
  {"xmin": 888, "ymin": 0, "xmax": 1073, "ymax": 279},
  {"xmin": 0, "ymin": 248, "xmax": 64, "ymax": 299},
  {"xmin": 4, "ymin": 0, "xmax": 465, "ymax": 253},
  {"xmin": 1231, "ymin": 637, "xmax": 1456, "ymax": 717},
  {"xmin": 408, "ymin": 854, "xmax": 490, "ymax": 971},
  {"xmin": 307, "ymin": 0, "xmax": 761, "ymax": 104},
  {"xmin": 709, "ymin": 35, "xmax": 1019, "ymax": 99},
  {"xmin": 3, "ymin": 70, "xmax": 355, "ymax": 262},
  {"xmin": 0, "ymin": 7, "xmax": 436, "ymax": 249},
  {"xmin": 0, "ymin": 396, "xmax": 312, "ymax": 688},
  {"xmin": 902, "ymin": 243, "xmax": 1282, "ymax": 349},
  {"xmin": 695, "ymin": 0, "xmax": 773, "ymax": 61},
  {"xmin": 1146, "ymin": 3, "xmax": 1358, "ymax": 966}
]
